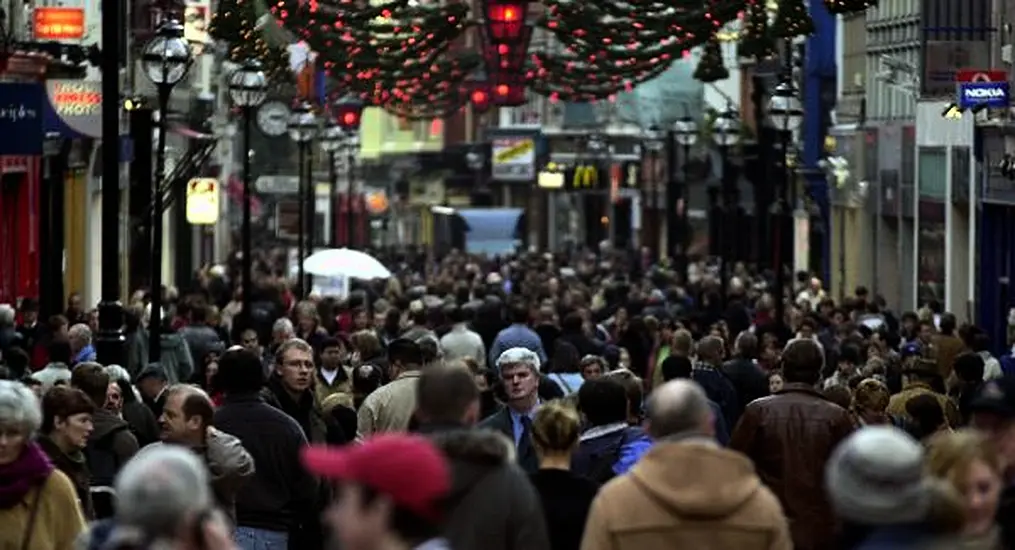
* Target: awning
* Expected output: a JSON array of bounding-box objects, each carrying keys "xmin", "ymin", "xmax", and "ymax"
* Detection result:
[{"xmin": 457, "ymin": 207, "xmax": 523, "ymax": 256}]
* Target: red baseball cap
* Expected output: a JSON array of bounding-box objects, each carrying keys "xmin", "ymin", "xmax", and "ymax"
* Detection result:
[{"xmin": 301, "ymin": 435, "xmax": 451, "ymax": 521}]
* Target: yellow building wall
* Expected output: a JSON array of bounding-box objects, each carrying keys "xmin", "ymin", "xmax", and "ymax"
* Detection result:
[
  {"xmin": 64, "ymin": 168, "xmax": 88, "ymax": 304},
  {"xmin": 359, "ymin": 107, "xmax": 444, "ymax": 161},
  {"xmin": 830, "ymin": 205, "xmax": 863, "ymax": 301}
]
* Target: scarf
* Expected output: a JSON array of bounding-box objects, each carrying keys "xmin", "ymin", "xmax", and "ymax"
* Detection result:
[{"xmin": 0, "ymin": 442, "xmax": 54, "ymax": 508}]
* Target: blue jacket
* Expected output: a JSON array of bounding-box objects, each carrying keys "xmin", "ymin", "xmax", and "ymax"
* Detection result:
[
  {"xmin": 851, "ymin": 524, "xmax": 939, "ymax": 550},
  {"xmin": 571, "ymin": 424, "xmax": 652, "ymax": 481}
]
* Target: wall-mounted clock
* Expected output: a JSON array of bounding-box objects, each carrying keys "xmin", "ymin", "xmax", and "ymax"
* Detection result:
[{"xmin": 256, "ymin": 101, "xmax": 290, "ymax": 137}]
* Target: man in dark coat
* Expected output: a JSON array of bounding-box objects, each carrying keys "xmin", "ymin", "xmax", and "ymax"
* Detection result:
[{"xmin": 415, "ymin": 363, "xmax": 551, "ymax": 550}]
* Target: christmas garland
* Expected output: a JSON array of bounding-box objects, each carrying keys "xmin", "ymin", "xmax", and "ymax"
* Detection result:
[{"xmin": 208, "ymin": 0, "xmax": 292, "ymax": 84}]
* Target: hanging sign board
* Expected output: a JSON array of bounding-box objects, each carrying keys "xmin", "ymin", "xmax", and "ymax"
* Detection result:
[
  {"xmin": 186, "ymin": 178, "xmax": 219, "ymax": 224},
  {"xmin": 33, "ymin": 8, "xmax": 85, "ymax": 40}
]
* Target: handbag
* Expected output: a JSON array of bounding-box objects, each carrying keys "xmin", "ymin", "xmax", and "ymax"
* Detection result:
[{"xmin": 21, "ymin": 481, "xmax": 45, "ymax": 550}]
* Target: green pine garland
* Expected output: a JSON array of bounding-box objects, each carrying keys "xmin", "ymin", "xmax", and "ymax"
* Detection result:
[
  {"xmin": 209, "ymin": 0, "xmax": 292, "ymax": 84},
  {"xmin": 771, "ymin": 0, "xmax": 815, "ymax": 38},
  {"xmin": 737, "ymin": 0, "xmax": 776, "ymax": 59},
  {"xmin": 693, "ymin": 36, "xmax": 729, "ymax": 83}
]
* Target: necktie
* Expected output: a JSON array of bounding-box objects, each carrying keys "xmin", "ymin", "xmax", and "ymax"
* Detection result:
[{"xmin": 517, "ymin": 415, "xmax": 534, "ymax": 459}]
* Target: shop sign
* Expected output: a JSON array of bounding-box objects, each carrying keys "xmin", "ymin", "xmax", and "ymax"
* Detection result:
[
  {"xmin": 33, "ymin": 8, "xmax": 85, "ymax": 40},
  {"xmin": 46, "ymin": 80, "xmax": 101, "ymax": 138}
]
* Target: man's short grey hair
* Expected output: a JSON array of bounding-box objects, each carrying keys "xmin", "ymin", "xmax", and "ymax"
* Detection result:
[
  {"xmin": 105, "ymin": 365, "xmax": 131, "ymax": 383},
  {"xmin": 645, "ymin": 379, "xmax": 712, "ymax": 439},
  {"xmin": 69, "ymin": 323, "xmax": 92, "ymax": 344},
  {"xmin": 496, "ymin": 347, "xmax": 541, "ymax": 372},
  {"xmin": 115, "ymin": 445, "xmax": 213, "ymax": 539},
  {"xmin": 0, "ymin": 304, "xmax": 14, "ymax": 326},
  {"xmin": 0, "ymin": 380, "xmax": 42, "ymax": 437},
  {"xmin": 272, "ymin": 318, "xmax": 295, "ymax": 336}
]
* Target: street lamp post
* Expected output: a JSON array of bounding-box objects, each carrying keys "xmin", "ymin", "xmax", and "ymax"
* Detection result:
[
  {"xmin": 319, "ymin": 121, "xmax": 342, "ymax": 246},
  {"xmin": 141, "ymin": 20, "xmax": 192, "ymax": 363},
  {"xmin": 288, "ymin": 102, "xmax": 318, "ymax": 298},
  {"xmin": 644, "ymin": 128, "xmax": 665, "ymax": 258},
  {"xmin": 766, "ymin": 81, "xmax": 804, "ymax": 332},
  {"xmin": 343, "ymin": 132, "xmax": 361, "ymax": 248},
  {"xmin": 672, "ymin": 116, "xmax": 697, "ymax": 279},
  {"xmin": 227, "ymin": 59, "xmax": 268, "ymax": 325},
  {"xmin": 713, "ymin": 108, "xmax": 740, "ymax": 307}
]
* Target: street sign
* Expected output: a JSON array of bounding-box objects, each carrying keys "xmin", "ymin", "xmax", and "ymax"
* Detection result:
[
  {"xmin": 491, "ymin": 137, "xmax": 535, "ymax": 181},
  {"xmin": 957, "ymin": 81, "xmax": 1010, "ymax": 110},
  {"xmin": 955, "ymin": 69, "xmax": 1007, "ymax": 83},
  {"xmin": 186, "ymin": 178, "xmax": 219, "ymax": 225}
]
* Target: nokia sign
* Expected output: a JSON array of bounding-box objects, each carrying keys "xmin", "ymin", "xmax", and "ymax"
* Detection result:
[{"xmin": 957, "ymin": 81, "xmax": 1010, "ymax": 110}]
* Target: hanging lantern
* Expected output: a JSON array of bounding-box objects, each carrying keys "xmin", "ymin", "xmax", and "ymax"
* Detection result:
[
  {"xmin": 490, "ymin": 73, "xmax": 526, "ymax": 106},
  {"xmin": 333, "ymin": 96, "xmax": 365, "ymax": 131},
  {"xmin": 469, "ymin": 82, "xmax": 492, "ymax": 113},
  {"xmin": 481, "ymin": 25, "xmax": 531, "ymax": 73},
  {"xmin": 482, "ymin": 0, "xmax": 530, "ymax": 43}
]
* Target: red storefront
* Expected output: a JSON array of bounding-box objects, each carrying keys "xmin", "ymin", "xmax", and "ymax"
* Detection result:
[{"xmin": 0, "ymin": 52, "xmax": 48, "ymax": 305}]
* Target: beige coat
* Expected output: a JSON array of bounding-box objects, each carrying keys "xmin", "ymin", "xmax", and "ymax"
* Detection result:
[
  {"xmin": 356, "ymin": 370, "xmax": 421, "ymax": 438},
  {"xmin": 581, "ymin": 439, "xmax": 791, "ymax": 550}
]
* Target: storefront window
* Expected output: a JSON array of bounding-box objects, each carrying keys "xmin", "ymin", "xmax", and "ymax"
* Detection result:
[{"xmin": 917, "ymin": 147, "xmax": 946, "ymax": 307}]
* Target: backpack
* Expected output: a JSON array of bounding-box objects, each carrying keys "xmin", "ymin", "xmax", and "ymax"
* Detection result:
[
  {"xmin": 84, "ymin": 424, "xmax": 129, "ymax": 519},
  {"xmin": 585, "ymin": 430, "xmax": 629, "ymax": 484}
]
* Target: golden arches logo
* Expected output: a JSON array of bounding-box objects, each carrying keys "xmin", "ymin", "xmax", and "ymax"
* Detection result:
[{"xmin": 572, "ymin": 165, "xmax": 598, "ymax": 189}]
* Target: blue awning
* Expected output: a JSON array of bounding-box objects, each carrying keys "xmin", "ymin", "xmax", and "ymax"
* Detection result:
[{"xmin": 458, "ymin": 208, "xmax": 523, "ymax": 256}]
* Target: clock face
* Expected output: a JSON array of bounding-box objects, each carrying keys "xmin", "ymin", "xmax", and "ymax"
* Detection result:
[{"xmin": 256, "ymin": 101, "xmax": 290, "ymax": 137}]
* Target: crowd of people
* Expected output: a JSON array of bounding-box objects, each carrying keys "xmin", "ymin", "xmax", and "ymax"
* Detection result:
[{"xmin": 0, "ymin": 248, "xmax": 1012, "ymax": 550}]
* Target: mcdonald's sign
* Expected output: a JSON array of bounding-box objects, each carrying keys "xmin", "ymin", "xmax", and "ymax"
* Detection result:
[{"xmin": 571, "ymin": 164, "xmax": 599, "ymax": 189}]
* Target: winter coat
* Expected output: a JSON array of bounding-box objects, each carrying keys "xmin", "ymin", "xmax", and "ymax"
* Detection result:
[
  {"xmin": 420, "ymin": 425, "xmax": 552, "ymax": 550},
  {"xmin": 580, "ymin": 437, "xmax": 791, "ymax": 550}
]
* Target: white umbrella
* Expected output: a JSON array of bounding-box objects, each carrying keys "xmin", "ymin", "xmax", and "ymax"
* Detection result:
[{"xmin": 301, "ymin": 248, "xmax": 392, "ymax": 279}]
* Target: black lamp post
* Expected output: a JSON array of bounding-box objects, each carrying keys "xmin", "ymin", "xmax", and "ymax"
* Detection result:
[
  {"xmin": 227, "ymin": 59, "xmax": 268, "ymax": 323},
  {"xmin": 141, "ymin": 20, "xmax": 192, "ymax": 363},
  {"xmin": 643, "ymin": 128, "xmax": 665, "ymax": 257},
  {"xmin": 766, "ymin": 81, "xmax": 804, "ymax": 332},
  {"xmin": 333, "ymin": 97, "xmax": 365, "ymax": 248},
  {"xmin": 713, "ymin": 108, "xmax": 740, "ymax": 307},
  {"xmin": 671, "ymin": 116, "xmax": 697, "ymax": 279},
  {"xmin": 95, "ymin": 0, "xmax": 125, "ymax": 367},
  {"xmin": 288, "ymin": 102, "xmax": 318, "ymax": 298},
  {"xmin": 319, "ymin": 121, "xmax": 342, "ymax": 246}
]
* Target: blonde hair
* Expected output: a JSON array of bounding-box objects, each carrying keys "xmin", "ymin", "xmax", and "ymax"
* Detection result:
[
  {"xmin": 531, "ymin": 400, "xmax": 581, "ymax": 454},
  {"xmin": 925, "ymin": 429, "xmax": 1004, "ymax": 493}
]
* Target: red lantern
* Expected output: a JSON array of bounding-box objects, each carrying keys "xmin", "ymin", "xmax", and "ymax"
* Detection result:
[
  {"xmin": 481, "ymin": 25, "xmax": 531, "ymax": 73},
  {"xmin": 489, "ymin": 74, "xmax": 526, "ymax": 106},
  {"xmin": 469, "ymin": 83, "xmax": 491, "ymax": 113},
  {"xmin": 482, "ymin": 0, "xmax": 529, "ymax": 43},
  {"xmin": 333, "ymin": 97, "xmax": 365, "ymax": 131}
]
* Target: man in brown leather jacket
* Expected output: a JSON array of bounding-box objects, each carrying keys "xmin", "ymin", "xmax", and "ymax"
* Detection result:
[{"xmin": 730, "ymin": 338, "xmax": 856, "ymax": 550}]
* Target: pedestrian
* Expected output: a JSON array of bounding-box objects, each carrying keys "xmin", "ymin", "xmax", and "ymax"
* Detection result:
[
  {"xmin": 479, "ymin": 348, "xmax": 543, "ymax": 473},
  {"xmin": 135, "ymin": 363, "xmax": 170, "ymax": 419},
  {"xmin": 581, "ymin": 379, "xmax": 791, "ymax": 550},
  {"xmin": 730, "ymin": 338, "xmax": 855, "ymax": 550},
  {"xmin": 0, "ymin": 380, "xmax": 86, "ymax": 549},
  {"xmin": 925, "ymin": 429, "xmax": 1004, "ymax": 547},
  {"xmin": 825, "ymin": 426, "xmax": 965, "ymax": 550},
  {"xmin": 30, "ymin": 340, "xmax": 73, "ymax": 392},
  {"xmin": 413, "ymin": 363, "xmax": 551, "ymax": 550},
  {"xmin": 302, "ymin": 434, "xmax": 453, "ymax": 550},
  {"xmin": 887, "ymin": 358, "xmax": 961, "ymax": 428},
  {"xmin": 358, "ymin": 338, "xmax": 424, "ymax": 437},
  {"xmin": 571, "ymin": 378, "xmax": 652, "ymax": 482},
  {"xmin": 265, "ymin": 339, "xmax": 329, "ymax": 443},
  {"xmin": 36, "ymin": 385, "xmax": 96, "ymax": 520},
  {"xmin": 151, "ymin": 384, "xmax": 254, "ymax": 523},
  {"xmin": 78, "ymin": 445, "xmax": 237, "ymax": 550},
  {"xmin": 71, "ymin": 362, "xmax": 139, "ymax": 519},
  {"xmin": 214, "ymin": 348, "xmax": 318, "ymax": 550},
  {"xmin": 968, "ymin": 376, "xmax": 1015, "ymax": 549},
  {"xmin": 68, "ymin": 323, "xmax": 96, "ymax": 366},
  {"xmin": 529, "ymin": 401, "xmax": 600, "ymax": 550}
]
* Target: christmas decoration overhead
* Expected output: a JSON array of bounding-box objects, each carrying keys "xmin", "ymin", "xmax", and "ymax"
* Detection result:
[
  {"xmin": 771, "ymin": 0, "xmax": 815, "ymax": 38},
  {"xmin": 693, "ymin": 36, "xmax": 729, "ymax": 83},
  {"xmin": 209, "ymin": 0, "xmax": 292, "ymax": 84},
  {"xmin": 737, "ymin": 0, "xmax": 777, "ymax": 59},
  {"xmin": 255, "ymin": 0, "xmax": 747, "ymax": 118}
]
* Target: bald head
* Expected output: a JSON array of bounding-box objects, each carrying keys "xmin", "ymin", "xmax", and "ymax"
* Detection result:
[{"xmin": 645, "ymin": 380, "xmax": 713, "ymax": 439}]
